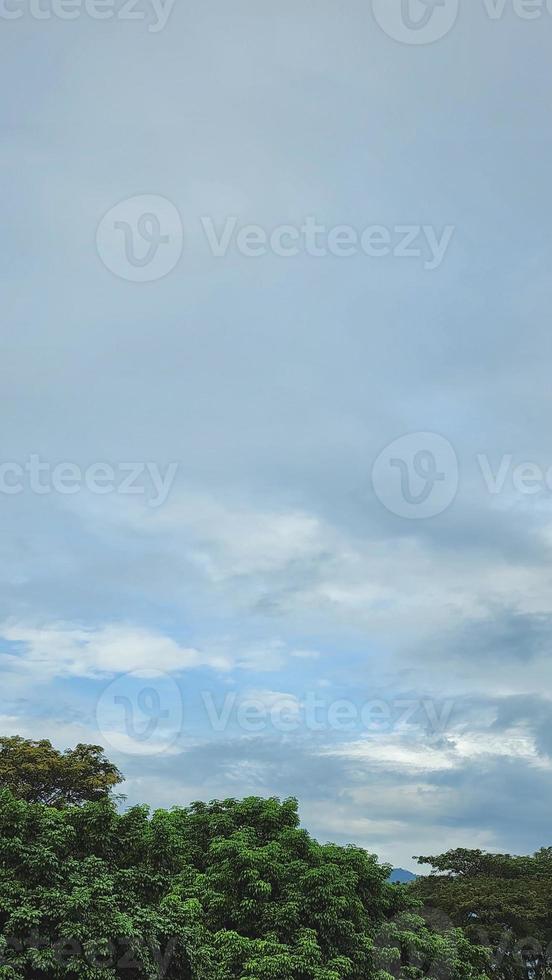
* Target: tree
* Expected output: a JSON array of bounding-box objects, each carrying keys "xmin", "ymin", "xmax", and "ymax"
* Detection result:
[
  {"xmin": 0, "ymin": 737, "xmax": 123, "ymax": 807},
  {"xmin": 412, "ymin": 849, "xmax": 552, "ymax": 980},
  {"xmin": 0, "ymin": 786, "xmax": 490, "ymax": 979}
]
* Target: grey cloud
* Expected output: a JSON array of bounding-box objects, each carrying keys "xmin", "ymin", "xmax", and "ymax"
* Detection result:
[
  {"xmin": 2, "ymin": 0, "xmax": 552, "ymax": 868},
  {"xmin": 118, "ymin": 732, "xmax": 552, "ymax": 866},
  {"xmin": 491, "ymin": 694, "xmax": 552, "ymax": 758},
  {"xmin": 444, "ymin": 609, "xmax": 552, "ymax": 664}
]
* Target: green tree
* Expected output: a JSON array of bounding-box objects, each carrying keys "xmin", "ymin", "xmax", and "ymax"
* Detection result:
[
  {"xmin": 0, "ymin": 788, "xmax": 490, "ymax": 980},
  {"xmin": 412, "ymin": 849, "xmax": 552, "ymax": 980},
  {"xmin": 0, "ymin": 737, "xmax": 123, "ymax": 807}
]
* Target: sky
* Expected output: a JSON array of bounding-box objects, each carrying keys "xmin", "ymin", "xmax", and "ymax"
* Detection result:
[{"xmin": 1, "ymin": 0, "xmax": 552, "ymax": 870}]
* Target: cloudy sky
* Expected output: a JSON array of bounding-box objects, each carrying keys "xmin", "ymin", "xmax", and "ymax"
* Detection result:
[{"xmin": 1, "ymin": 0, "xmax": 552, "ymax": 869}]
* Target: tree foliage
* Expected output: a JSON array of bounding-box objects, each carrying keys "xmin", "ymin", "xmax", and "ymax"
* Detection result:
[
  {"xmin": 0, "ymin": 789, "xmax": 489, "ymax": 980},
  {"xmin": 0, "ymin": 737, "xmax": 123, "ymax": 807},
  {"xmin": 412, "ymin": 848, "xmax": 552, "ymax": 980}
]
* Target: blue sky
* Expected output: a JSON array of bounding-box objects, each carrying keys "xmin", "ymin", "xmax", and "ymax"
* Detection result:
[{"xmin": 1, "ymin": 0, "xmax": 552, "ymax": 868}]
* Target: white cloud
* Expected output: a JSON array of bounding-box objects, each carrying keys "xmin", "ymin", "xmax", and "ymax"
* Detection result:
[
  {"xmin": 324, "ymin": 736, "xmax": 457, "ymax": 773},
  {"xmin": 324, "ymin": 727, "xmax": 547, "ymax": 775},
  {"xmin": 0, "ymin": 622, "xmax": 228, "ymax": 679},
  {"xmin": 80, "ymin": 489, "xmax": 552, "ymax": 630},
  {"xmin": 58, "ymin": 489, "xmax": 552, "ymax": 704}
]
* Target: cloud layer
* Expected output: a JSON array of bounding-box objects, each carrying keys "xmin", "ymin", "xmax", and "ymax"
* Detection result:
[{"xmin": 1, "ymin": 0, "xmax": 552, "ymax": 867}]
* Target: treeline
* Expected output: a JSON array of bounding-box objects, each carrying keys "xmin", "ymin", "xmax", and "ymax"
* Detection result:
[
  {"xmin": 0, "ymin": 737, "xmax": 549, "ymax": 980},
  {"xmin": 411, "ymin": 847, "xmax": 552, "ymax": 980}
]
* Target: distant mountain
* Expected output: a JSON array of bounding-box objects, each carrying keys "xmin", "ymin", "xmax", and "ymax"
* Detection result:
[{"xmin": 389, "ymin": 868, "xmax": 417, "ymax": 883}]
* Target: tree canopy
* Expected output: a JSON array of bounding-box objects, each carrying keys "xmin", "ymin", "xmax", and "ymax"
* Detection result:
[
  {"xmin": 0, "ymin": 786, "xmax": 489, "ymax": 980},
  {"xmin": 412, "ymin": 848, "xmax": 552, "ymax": 980},
  {"xmin": 0, "ymin": 736, "xmax": 123, "ymax": 807}
]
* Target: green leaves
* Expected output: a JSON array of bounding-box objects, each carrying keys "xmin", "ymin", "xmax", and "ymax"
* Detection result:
[
  {"xmin": 0, "ymin": 789, "xmax": 489, "ymax": 979},
  {"xmin": 412, "ymin": 848, "xmax": 552, "ymax": 980},
  {"xmin": 0, "ymin": 738, "xmax": 123, "ymax": 808}
]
